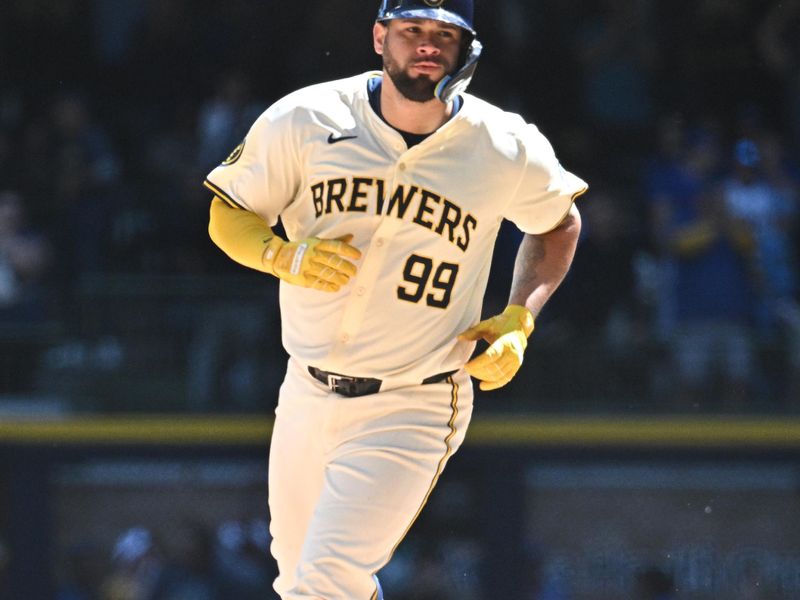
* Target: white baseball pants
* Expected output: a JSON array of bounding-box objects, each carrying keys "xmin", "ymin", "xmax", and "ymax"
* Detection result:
[{"xmin": 268, "ymin": 357, "xmax": 473, "ymax": 599}]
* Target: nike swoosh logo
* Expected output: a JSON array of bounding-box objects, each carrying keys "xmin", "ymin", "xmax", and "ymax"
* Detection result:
[{"xmin": 328, "ymin": 133, "xmax": 358, "ymax": 144}]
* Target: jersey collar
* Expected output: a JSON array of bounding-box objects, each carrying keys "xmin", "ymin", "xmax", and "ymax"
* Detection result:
[{"xmin": 366, "ymin": 73, "xmax": 464, "ymax": 142}]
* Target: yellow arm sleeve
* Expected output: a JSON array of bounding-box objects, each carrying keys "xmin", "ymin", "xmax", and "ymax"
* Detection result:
[{"xmin": 208, "ymin": 197, "xmax": 284, "ymax": 275}]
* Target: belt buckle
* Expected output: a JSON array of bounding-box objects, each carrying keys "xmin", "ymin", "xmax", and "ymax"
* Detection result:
[{"xmin": 327, "ymin": 374, "xmax": 349, "ymax": 395}]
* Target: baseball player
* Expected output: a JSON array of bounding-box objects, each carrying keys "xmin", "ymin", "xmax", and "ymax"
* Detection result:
[{"xmin": 204, "ymin": 1, "xmax": 587, "ymax": 598}]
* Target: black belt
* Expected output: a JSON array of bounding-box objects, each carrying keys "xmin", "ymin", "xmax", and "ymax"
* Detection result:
[{"xmin": 308, "ymin": 367, "xmax": 457, "ymax": 397}]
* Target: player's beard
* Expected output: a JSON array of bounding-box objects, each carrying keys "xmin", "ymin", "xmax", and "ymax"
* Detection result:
[{"xmin": 382, "ymin": 45, "xmax": 452, "ymax": 103}]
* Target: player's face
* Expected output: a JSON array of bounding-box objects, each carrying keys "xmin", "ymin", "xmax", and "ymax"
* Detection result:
[{"xmin": 374, "ymin": 19, "xmax": 463, "ymax": 102}]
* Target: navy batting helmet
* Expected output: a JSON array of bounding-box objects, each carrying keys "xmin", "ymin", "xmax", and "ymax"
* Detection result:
[
  {"xmin": 376, "ymin": 0, "xmax": 476, "ymax": 36},
  {"xmin": 375, "ymin": 0, "xmax": 482, "ymax": 103}
]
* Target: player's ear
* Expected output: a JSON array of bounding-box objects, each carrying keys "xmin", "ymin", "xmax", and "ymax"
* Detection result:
[{"xmin": 373, "ymin": 22, "xmax": 387, "ymax": 55}]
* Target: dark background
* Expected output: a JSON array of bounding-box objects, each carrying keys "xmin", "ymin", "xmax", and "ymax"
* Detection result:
[{"xmin": 2, "ymin": 0, "xmax": 799, "ymax": 413}]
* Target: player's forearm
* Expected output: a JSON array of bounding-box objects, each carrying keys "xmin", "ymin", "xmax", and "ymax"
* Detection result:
[
  {"xmin": 507, "ymin": 204, "xmax": 581, "ymax": 318},
  {"xmin": 208, "ymin": 196, "xmax": 278, "ymax": 274},
  {"xmin": 208, "ymin": 197, "xmax": 361, "ymax": 291}
]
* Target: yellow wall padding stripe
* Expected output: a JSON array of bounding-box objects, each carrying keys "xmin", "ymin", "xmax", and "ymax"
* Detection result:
[
  {"xmin": 466, "ymin": 415, "xmax": 800, "ymax": 448},
  {"xmin": 0, "ymin": 416, "xmax": 273, "ymax": 445},
  {"xmin": 1, "ymin": 415, "xmax": 800, "ymax": 447}
]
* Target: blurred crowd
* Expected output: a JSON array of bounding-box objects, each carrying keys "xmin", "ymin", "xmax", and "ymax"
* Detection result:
[
  {"xmin": 4, "ymin": 475, "xmax": 777, "ymax": 600},
  {"xmin": 0, "ymin": 475, "xmax": 680, "ymax": 600},
  {"xmin": 1, "ymin": 0, "xmax": 799, "ymax": 411},
  {"xmin": 51, "ymin": 520, "xmax": 277, "ymax": 600}
]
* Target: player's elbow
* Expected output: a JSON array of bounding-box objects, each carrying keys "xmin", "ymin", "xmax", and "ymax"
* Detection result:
[
  {"xmin": 545, "ymin": 203, "xmax": 581, "ymax": 262},
  {"xmin": 555, "ymin": 203, "xmax": 581, "ymax": 241},
  {"xmin": 567, "ymin": 203, "xmax": 581, "ymax": 238}
]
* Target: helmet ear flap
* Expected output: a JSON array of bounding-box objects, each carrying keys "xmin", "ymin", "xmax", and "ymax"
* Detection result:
[
  {"xmin": 458, "ymin": 30, "xmax": 474, "ymax": 63},
  {"xmin": 434, "ymin": 38, "xmax": 482, "ymax": 103}
]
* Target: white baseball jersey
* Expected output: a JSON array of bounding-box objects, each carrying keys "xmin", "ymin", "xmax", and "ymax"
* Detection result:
[{"xmin": 205, "ymin": 71, "xmax": 587, "ymax": 384}]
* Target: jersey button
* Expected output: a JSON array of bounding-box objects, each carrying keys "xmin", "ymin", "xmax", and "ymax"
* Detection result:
[
  {"xmin": 375, "ymin": 238, "xmax": 384, "ymax": 247},
  {"xmin": 356, "ymin": 287, "xmax": 366, "ymax": 296},
  {"xmin": 340, "ymin": 333, "xmax": 350, "ymax": 343},
  {"xmin": 398, "ymin": 162, "xmax": 406, "ymax": 171}
]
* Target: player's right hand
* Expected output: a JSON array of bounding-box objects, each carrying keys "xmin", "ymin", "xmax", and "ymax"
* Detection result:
[{"xmin": 270, "ymin": 234, "xmax": 361, "ymax": 292}]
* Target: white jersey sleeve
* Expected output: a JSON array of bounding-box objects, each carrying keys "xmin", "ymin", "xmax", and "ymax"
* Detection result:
[
  {"xmin": 503, "ymin": 123, "xmax": 588, "ymax": 235},
  {"xmin": 204, "ymin": 102, "xmax": 301, "ymax": 226}
]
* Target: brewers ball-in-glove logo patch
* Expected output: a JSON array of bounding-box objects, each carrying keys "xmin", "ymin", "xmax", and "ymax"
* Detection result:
[
  {"xmin": 423, "ymin": 0, "xmax": 445, "ymax": 6},
  {"xmin": 222, "ymin": 139, "xmax": 245, "ymax": 166}
]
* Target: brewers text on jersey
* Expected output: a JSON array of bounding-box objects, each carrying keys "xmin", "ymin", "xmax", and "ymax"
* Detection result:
[{"xmin": 310, "ymin": 177, "xmax": 477, "ymax": 251}]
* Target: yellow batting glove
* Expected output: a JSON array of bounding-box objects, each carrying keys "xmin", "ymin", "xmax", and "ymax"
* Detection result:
[
  {"xmin": 458, "ymin": 305, "xmax": 535, "ymax": 391},
  {"xmin": 268, "ymin": 234, "xmax": 362, "ymax": 292}
]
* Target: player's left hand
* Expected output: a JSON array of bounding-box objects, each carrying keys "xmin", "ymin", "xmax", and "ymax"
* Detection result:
[{"xmin": 457, "ymin": 305, "xmax": 535, "ymax": 391}]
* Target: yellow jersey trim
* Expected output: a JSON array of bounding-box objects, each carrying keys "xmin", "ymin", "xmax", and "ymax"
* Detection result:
[{"xmin": 203, "ymin": 179, "xmax": 244, "ymax": 209}]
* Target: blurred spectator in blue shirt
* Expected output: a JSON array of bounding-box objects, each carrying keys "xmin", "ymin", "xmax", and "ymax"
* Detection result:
[
  {"xmin": 100, "ymin": 525, "xmax": 224, "ymax": 600},
  {"xmin": 213, "ymin": 519, "xmax": 276, "ymax": 599},
  {"xmin": 641, "ymin": 113, "xmax": 688, "ymax": 343},
  {"xmin": 760, "ymin": 134, "xmax": 800, "ymax": 404},
  {"xmin": 649, "ymin": 126, "xmax": 757, "ymax": 410},
  {"xmin": 100, "ymin": 527, "xmax": 164, "ymax": 600},
  {"xmin": 721, "ymin": 136, "xmax": 800, "ymax": 404},
  {"xmin": 722, "ymin": 139, "xmax": 797, "ymax": 328}
]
